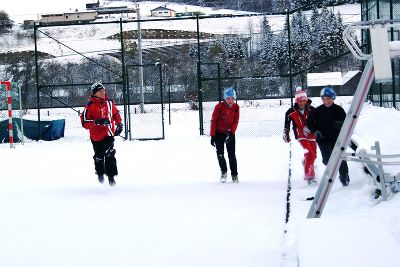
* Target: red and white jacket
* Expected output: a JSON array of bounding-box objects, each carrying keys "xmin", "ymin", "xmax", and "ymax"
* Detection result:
[
  {"xmin": 210, "ymin": 102, "xmax": 240, "ymax": 136},
  {"xmin": 284, "ymin": 100, "xmax": 315, "ymax": 141},
  {"xmin": 81, "ymin": 95, "xmax": 122, "ymax": 141}
]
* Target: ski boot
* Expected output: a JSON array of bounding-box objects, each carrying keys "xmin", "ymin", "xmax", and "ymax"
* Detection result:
[
  {"xmin": 97, "ymin": 174, "xmax": 104, "ymax": 183},
  {"xmin": 339, "ymin": 174, "xmax": 350, "ymax": 186},
  {"xmin": 108, "ymin": 176, "xmax": 116, "ymax": 186},
  {"xmin": 220, "ymin": 172, "xmax": 227, "ymax": 183},
  {"xmin": 232, "ymin": 174, "xmax": 239, "ymax": 183}
]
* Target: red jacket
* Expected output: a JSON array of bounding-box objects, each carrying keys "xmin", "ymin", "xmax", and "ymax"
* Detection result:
[
  {"xmin": 284, "ymin": 101, "xmax": 315, "ymax": 141},
  {"xmin": 81, "ymin": 95, "xmax": 122, "ymax": 141},
  {"xmin": 210, "ymin": 102, "xmax": 240, "ymax": 136}
]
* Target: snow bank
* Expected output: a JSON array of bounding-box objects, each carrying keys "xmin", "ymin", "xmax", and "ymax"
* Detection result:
[{"xmin": 297, "ymin": 217, "xmax": 400, "ymax": 267}]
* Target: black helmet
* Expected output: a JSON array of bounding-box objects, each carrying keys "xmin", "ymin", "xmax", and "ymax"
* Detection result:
[{"xmin": 91, "ymin": 82, "xmax": 104, "ymax": 94}]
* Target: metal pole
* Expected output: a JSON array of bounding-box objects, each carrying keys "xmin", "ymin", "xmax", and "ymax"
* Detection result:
[
  {"xmin": 18, "ymin": 83, "xmax": 24, "ymax": 144},
  {"xmin": 126, "ymin": 66, "xmax": 132, "ymax": 141},
  {"xmin": 120, "ymin": 19, "xmax": 128, "ymax": 140},
  {"xmin": 196, "ymin": 15, "xmax": 204, "ymax": 135},
  {"xmin": 286, "ymin": 10, "xmax": 293, "ymax": 106},
  {"xmin": 137, "ymin": 5, "xmax": 145, "ymax": 113},
  {"xmin": 159, "ymin": 62, "xmax": 165, "ymax": 139},
  {"xmin": 390, "ymin": 0, "xmax": 396, "ymax": 108},
  {"xmin": 33, "ymin": 23, "xmax": 41, "ymax": 141},
  {"xmin": 377, "ymin": 0, "xmax": 380, "ymax": 20},
  {"xmin": 374, "ymin": 141, "xmax": 388, "ymax": 201},
  {"xmin": 217, "ymin": 62, "xmax": 221, "ymax": 102},
  {"xmin": 168, "ymin": 73, "xmax": 171, "ymax": 125}
]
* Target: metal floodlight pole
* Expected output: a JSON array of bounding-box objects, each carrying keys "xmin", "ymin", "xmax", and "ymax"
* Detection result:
[{"xmin": 137, "ymin": 5, "xmax": 145, "ymax": 113}]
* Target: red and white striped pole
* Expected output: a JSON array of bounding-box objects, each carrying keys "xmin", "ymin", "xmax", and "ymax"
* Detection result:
[{"xmin": 1, "ymin": 81, "xmax": 14, "ymax": 148}]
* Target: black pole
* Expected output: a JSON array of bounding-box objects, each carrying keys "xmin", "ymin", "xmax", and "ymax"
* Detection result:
[
  {"xmin": 33, "ymin": 23, "xmax": 41, "ymax": 141},
  {"xmin": 159, "ymin": 63, "xmax": 165, "ymax": 139},
  {"xmin": 217, "ymin": 62, "xmax": 221, "ymax": 102},
  {"xmin": 196, "ymin": 15, "xmax": 204, "ymax": 135},
  {"xmin": 126, "ymin": 65, "xmax": 132, "ymax": 141},
  {"xmin": 390, "ymin": 0, "xmax": 396, "ymax": 108},
  {"xmin": 286, "ymin": 10, "xmax": 293, "ymax": 106},
  {"xmin": 119, "ymin": 19, "xmax": 128, "ymax": 140},
  {"xmin": 168, "ymin": 81, "xmax": 171, "ymax": 125}
]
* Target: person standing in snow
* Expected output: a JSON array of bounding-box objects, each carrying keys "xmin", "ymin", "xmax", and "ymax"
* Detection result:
[
  {"xmin": 210, "ymin": 86, "xmax": 240, "ymax": 183},
  {"xmin": 283, "ymin": 88, "xmax": 317, "ymax": 185},
  {"xmin": 81, "ymin": 82, "xmax": 123, "ymax": 186},
  {"xmin": 306, "ymin": 86, "xmax": 350, "ymax": 186}
]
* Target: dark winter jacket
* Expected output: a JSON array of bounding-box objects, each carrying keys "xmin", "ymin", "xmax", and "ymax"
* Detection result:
[
  {"xmin": 306, "ymin": 103, "xmax": 346, "ymax": 143},
  {"xmin": 284, "ymin": 100, "xmax": 315, "ymax": 141},
  {"xmin": 210, "ymin": 101, "xmax": 240, "ymax": 136},
  {"xmin": 81, "ymin": 95, "xmax": 122, "ymax": 141}
]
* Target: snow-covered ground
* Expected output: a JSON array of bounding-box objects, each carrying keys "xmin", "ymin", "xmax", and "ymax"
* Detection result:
[{"xmin": 1, "ymin": 99, "xmax": 399, "ymax": 267}]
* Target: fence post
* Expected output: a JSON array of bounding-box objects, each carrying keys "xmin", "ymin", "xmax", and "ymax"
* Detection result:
[
  {"xmin": 217, "ymin": 62, "xmax": 221, "ymax": 102},
  {"xmin": 34, "ymin": 23, "xmax": 42, "ymax": 141},
  {"xmin": 120, "ymin": 18, "xmax": 129, "ymax": 140},
  {"xmin": 158, "ymin": 62, "xmax": 165, "ymax": 139},
  {"xmin": 196, "ymin": 15, "xmax": 204, "ymax": 135},
  {"xmin": 286, "ymin": 9, "xmax": 294, "ymax": 106}
]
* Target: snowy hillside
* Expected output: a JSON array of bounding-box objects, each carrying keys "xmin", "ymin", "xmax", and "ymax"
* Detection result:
[
  {"xmin": 1, "ymin": 1, "xmax": 361, "ymax": 58},
  {"xmin": 0, "ymin": 101, "xmax": 399, "ymax": 267}
]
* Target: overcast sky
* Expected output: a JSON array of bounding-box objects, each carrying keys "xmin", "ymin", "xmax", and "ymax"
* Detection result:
[{"xmin": 3, "ymin": 0, "xmax": 94, "ymax": 23}]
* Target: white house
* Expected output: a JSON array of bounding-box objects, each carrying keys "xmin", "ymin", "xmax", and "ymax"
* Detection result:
[
  {"xmin": 150, "ymin": 6, "xmax": 176, "ymax": 17},
  {"xmin": 40, "ymin": 11, "xmax": 97, "ymax": 24}
]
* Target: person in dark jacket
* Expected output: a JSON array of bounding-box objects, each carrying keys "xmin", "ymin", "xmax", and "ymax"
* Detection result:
[
  {"xmin": 306, "ymin": 86, "xmax": 350, "ymax": 186},
  {"xmin": 210, "ymin": 86, "xmax": 240, "ymax": 183},
  {"xmin": 81, "ymin": 82, "xmax": 123, "ymax": 186},
  {"xmin": 283, "ymin": 88, "xmax": 317, "ymax": 184}
]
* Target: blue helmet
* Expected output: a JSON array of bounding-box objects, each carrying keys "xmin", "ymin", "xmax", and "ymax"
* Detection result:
[
  {"xmin": 320, "ymin": 86, "xmax": 336, "ymax": 100},
  {"xmin": 223, "ymin": 86, "xmax": 236, "ymax": 100}
]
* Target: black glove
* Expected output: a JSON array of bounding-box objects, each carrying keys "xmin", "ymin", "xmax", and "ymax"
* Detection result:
[
  {"xmin": 95, "ymin": 118, "xmax": 110, "ymax": 126},
  {"xmin": 211, "ymin": 136, "xmax": 216, "ymax": 147},
  {"xmin": 114, "ymin": 123, "xmax": 123, "ymax": 136},
  {"xmin": 225, "ymin": 131, "xmax": 233, "ymax": 144}
]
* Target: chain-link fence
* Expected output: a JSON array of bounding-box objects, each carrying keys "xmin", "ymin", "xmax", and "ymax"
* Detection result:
[
  {"xmin": 0, "ymin": 1, "xmax": 365, "ymax": 141},
  {"xmin": 362, "ymin": 0, "xmax": 400, "ymax": 109}
]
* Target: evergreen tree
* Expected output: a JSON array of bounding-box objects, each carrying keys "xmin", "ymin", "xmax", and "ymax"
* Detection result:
[
  {"xmin": 290, "ymin": 11, "xmax": 312, "ymax": 73},
  {"xmin": 258, "ymin": 16, "xmax": 274, "ymax": 74},
  {"xmin": 269, "ymin": 22, "xmax": 289, "ymax": 75},
  {"xmin": 0, "ymin": 10, "xmax": 13, "ymax": 33}
]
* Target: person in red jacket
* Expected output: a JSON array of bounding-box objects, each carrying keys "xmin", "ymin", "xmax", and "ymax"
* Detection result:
[
  {"xmin": 210, "ymin": 86, "xmax": 240, "ymax": 183},
  {"xmin": 283, "ymin": 88, "xmax": 317, "ymax": 184},
  {"xmin": 81, "ymin": 82, "xmax": 123, "ymax": 186}
]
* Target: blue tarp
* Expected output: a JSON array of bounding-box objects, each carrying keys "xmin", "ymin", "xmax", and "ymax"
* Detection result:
[{"xmin": 0, "ymin": 118, "xmax": 65, "ymax": 142}]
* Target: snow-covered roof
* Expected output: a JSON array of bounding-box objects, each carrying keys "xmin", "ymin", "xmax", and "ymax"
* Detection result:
[
  {"xmin": 307, "ymin": 72, "xmax": 342, "ymax": 87},
  {"xmin": 150, "ymin": 6, "xmax": 175, "ymax": 12}
]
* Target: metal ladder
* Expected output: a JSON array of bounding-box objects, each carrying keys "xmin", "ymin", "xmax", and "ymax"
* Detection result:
[{"xmin": 307, "ymin": 19, "xmax": 400, "ymax": 218}]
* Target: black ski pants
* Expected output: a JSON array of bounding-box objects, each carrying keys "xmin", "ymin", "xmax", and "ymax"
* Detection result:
[
  {"xmin": 317, "ymin": 139, "xmax": 348, "ymax": 178},
  {"xmin": 215, "ymin": 132, "xmax": 238, "ymax": 176},
  {"xmin": 91, "ymin": 136, "xmax": 118, "ymax": 177}
]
